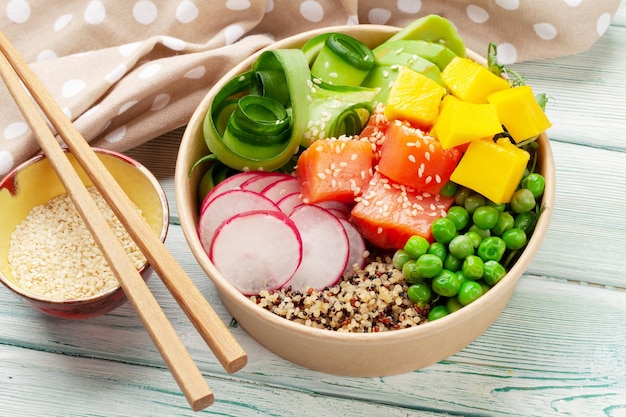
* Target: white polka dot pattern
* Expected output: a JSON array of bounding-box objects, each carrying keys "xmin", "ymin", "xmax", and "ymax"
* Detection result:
[
  {"xmin": 6, "ymin": 0, "xmax": 30, "ymax": 24},
  {"xmin": 84, "ymin": 1, "xmax": 106, "ymax": 25},
  {"xmin": 133, "ymin": 1, "xmax": 158, "ymax": 25},
  {"xmin": 4, "ymin": 122, "xmax": 28, "ymax": 140},
  {"xmin": 176, "ymin": 1, "xmax": 199, "ymax": 23},
  {"xmin": 0, "ymin": 0, "xmax": 620, "ymax": 176},
  {"xmin": 300, "ymin": 1, "xmax": 324, "ymax": 23}
]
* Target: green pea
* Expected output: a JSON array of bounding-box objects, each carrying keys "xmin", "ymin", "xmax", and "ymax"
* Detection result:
[
  {"xmin": 462, "ymin": 255, "xmax": 484, "ymax": 280},
  {"xmin": 432, "ymin": 270, "xmax": 461, "ymax": 297},
  {"xmin": 415, "ymin": 254, "xmax": 443, "ymax": 279},
  {"xmin": 457, "ymin": 281, "xmax": 484, "ymax": 306},
  {"xmin": 454, "ymin": 187, "xmax": 472, "ymax": 206},
  {"xmin": 465, "ymin": 230, "xmax": 483, "ymax": 248},
  {"xmin": 402, "ymin": 260, "xmax": 419, "ymax": 284},
  {"xmin": 491, "ymin": 211, "xmax": 515, "ymax": 236},
  {"xmin": 446, "ymin": 297, "xmax": 464, "ymax": 313},
  {"xmin": 443, "ymin": 253, "xmax": 462, "ymax": 272},
  {"xmin": 428, "ymin": 305, "xmax": 449, "ymax": 321},
  {"xmin": 464, "ymin": 194, "xmax": 486, "ymax": 214},
  {"xmin": 467, "ymin": 224, "xmax": 491, "ymax": 240},
  {"xmin": 456, "ymin": 270, "xmax": 469, "ymax": 287},
  {"xmin": 446, "ymin": 206, "xmax": 469, "ymax": 231},
  {"xmin": 514, "ymin": 212, "xmax": 536, "ymax": 234},
  {"xmin": 486, "ymin": 200, "xmax": 506, "ymax": 212},
  {"xmin": 431, "ymin": 218, "xmax": 457, "ymax": 244},
  {"xmin": 510, "ymin": 189, "xmax": 536, "ymax": 213},
  {"xmin": 392, "ymin": 249, "xmax": 412, "ymax": 270},
  {"xmin": 407, "ymin": 282, "xmax": 432, "ymax": 306},
  {"xmin": 404, "ymin": 235, "xmax": 430, "ymax": 259},
  {"xmin": 427, "ymin": 242, "xmax": 447, "ymax": 262},
  {"xmin": 502, "ymin": 228, "xmax": 527, "ymax": 250},
  {"xmin": 476, "ymin": 279, "xmax": 492, "ymax": 293},
  {"xmin": 440, "ymin": 181, "xmax": 458, "ymax": 197},
  {"xmin": 522, "ymin": 173, "xmax": 545, "ymax": 199},
  {"xmin": 477, "ymin": 236, "xmax": 506, "ymax": 262},
  {"xmin": 448, "ymin": 234, "xmax": 474, "ymax": 259},
  {"xmin": 472, "ymin": 206, "xmax": 500, "ymax": 230},
  {"xmin": 483, "ymin": 260, "xmax": 507, "ymax": 286}
]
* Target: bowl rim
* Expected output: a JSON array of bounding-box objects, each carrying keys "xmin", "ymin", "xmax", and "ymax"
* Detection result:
[
  {"xmin": 0, "ymin": 147, "xmax": 170, "ymax": 305},
  {"xmin": 175, "ymin": 24, "xmax": 556, "ymax": 342}
]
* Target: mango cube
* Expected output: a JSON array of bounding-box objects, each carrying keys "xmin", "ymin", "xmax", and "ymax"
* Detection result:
[
  {"xmin": 431, "ymin": 95, "xmax": 503, "ymax": 149},
  {"xmin": 442, "ymin": 56, "xmax": 510, "ymax": 103},
  {"xmin": 487, "ymin": 85, "xmax": 552, "ymax": 143},
  {"xmin": 450, "ymin": 137, "xmax": 530, "ymax": 204},
  {"xmin": 384, "ymin": 66, "xmax": 446, "ymax": 129}
]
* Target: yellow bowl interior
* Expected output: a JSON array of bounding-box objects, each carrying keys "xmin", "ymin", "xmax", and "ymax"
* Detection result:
[{"xmin": 0, "ymin": 150, "xmax": 167, "ymax": 297}]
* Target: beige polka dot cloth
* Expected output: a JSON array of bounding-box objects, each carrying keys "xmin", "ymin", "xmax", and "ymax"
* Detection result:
[{"xmin": 0, "ymin": 0, "xmax": 620, "ymax": 176}]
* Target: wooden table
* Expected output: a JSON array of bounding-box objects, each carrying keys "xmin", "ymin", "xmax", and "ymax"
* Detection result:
[{"xmin": 2, "ymin": 6, "xmax": 626, "ymax": 416}]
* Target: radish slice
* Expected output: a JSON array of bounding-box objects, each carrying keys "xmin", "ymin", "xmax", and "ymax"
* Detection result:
[
  {"xmin": 198, "ymin": 189, "xmax": 280, "ymax": 251},
  {"xmin": 261, "ymin": 176, "xmax": 301, "ymax": 202},
  {"xmin": 241, "ymin": 172, "xmax": 292, "ymax": 193},
  {"xmin": 210, "ymin": 210, "xmax": 302, "ymax": 295},
  {"xmin": 326, "ymin": 207, "xmax": 349, "ymax": 219},
  {"xmin": 314, "ymin": 200, "xmax": 353, "ymax": 216},
  {"xmin": 283, "ymin": 205, "xmax": 349, "ymax": 291},
  {"xmin": 276, "ymin": 192, "xmax": 304, "ymax": 215},
  {"xmin": 200, "ymin": 171, "xmax": 259, "ymax": 214},
  {"xmin": 339, "ymin": 218, "xmax": 367, "ymax": 273}
]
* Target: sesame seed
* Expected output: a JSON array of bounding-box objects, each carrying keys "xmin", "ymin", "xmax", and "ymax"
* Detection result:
[{"xmin": 8, "ymin": 187, "xmax": 146, "ymax": 300}]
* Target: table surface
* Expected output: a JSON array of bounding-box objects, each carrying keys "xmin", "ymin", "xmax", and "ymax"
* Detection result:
[{"xmin": 2, "ymin": 5, "xmax": 626, "ymax": 417}]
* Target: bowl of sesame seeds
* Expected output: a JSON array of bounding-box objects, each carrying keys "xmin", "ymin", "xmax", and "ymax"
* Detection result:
[
  {"xmin": 0, "ymin": 148, "xmax": 169, "ymax": 319},
  {"xmin": 175, "ymin": 25, "xmax": 555, "ymax": 376}
]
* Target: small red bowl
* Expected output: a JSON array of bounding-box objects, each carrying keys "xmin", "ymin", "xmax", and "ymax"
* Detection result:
[{"xmin": 0, "ymin": 148, "xmax": 169, "ymax": 319}]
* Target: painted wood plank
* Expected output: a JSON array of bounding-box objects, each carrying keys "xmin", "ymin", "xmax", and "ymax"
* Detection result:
[
  {"xmin": 613, "ymin": 1, "xmax": 626, "ymax": 26},
  {"xmin": 509, "ymin": 24, "xmax": 626, "ymax": 151},
  {"xmin": 2, "ymin": 346, "xmax": 457, "ymax": 417},
  {"xmin": 525, "ymin": 140, "xmax": 626, "ymax": 288}
]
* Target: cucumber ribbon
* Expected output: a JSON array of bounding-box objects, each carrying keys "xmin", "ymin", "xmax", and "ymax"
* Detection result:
[{"xmin": 203, "ymin": 47, "xmax": 379, "ymax": 172}]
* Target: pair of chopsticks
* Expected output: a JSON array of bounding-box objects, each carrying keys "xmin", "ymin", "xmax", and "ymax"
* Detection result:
[{"xmin": 0, "ymin": 32, "xmax": 247, "ymax": 411}]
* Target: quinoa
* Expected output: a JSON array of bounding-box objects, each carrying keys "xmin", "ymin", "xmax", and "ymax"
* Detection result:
[
  {"xmin": 8, "ymin": 186, "xmax": 146, "ymax": 300},
  {"xmin": 249, "ymin": 257, "xmax": 429, "ymax": 333}
]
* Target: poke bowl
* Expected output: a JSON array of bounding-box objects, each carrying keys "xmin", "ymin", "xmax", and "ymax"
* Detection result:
[
  {"xmin": 0, "ymin": 148, "xmax": 169, "ymax": 319},
  {"xmin": 175, "ymin": 18, "xmax": 555, "ymax": 376}
]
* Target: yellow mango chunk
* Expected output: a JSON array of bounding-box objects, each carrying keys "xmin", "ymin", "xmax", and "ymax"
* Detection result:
[
  {"xmin": 384, "ymin": 66, "xmax": 446, "ymax": 129},
  {"xmin": 431, "ymin": 95, "xmax": 503, "ymax": 149},
  {"xmin": 450, "ymin": 137, "xmax": 530, "ymax": 204},
  {"xmin": 442, "ymin": 56, "xmax": 510, "ymax": 103},
  {"xmin": 487, "ymin": 85, "xmax": 552, "ymax": 143}
]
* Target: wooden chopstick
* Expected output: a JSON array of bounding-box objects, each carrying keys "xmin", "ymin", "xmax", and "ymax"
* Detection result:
[{"xmin": 0, "ymin": 32, "xmax": 246, "ymax": 410}]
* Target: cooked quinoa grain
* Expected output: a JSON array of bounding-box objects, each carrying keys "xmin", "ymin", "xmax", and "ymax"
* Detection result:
[
  {"xmin": 8, "ymin": 187, "xmax": 146, "ymax": 300},
  {"xmin": 250, "ymin": 258, "xmax": 428, "ymax": 332}
]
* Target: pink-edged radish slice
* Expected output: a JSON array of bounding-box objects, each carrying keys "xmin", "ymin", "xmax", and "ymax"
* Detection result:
[
  {"xmin": 314, "ymin": 200, "xmax": 353, "ymax": 216},
  {"xmin": 210, "ymin": 210, "xmax": 302, "ymax": 295},
  {"xmin": 198, "ymin": 189, "xmax": 281, "ymax": 251},
  {"xmin": 338, "ymin": 218, "xmax": 367, "ymax": 273},
  {"xmin": 283, "ymin": 205, "xmax": 349, "ymax": 291},
  {"xmin": 261, "ymin": 176, "xmax": 301, "ymax": 203},
  {"xmin": 326, "ymin": 207, "xmax": 349, "ymax": 220},
  {"xmin": 240, "ymin": 171, "xmax": 292, "ymax": 193},
  {"xmin": 276, "ymin": 192, "xmax": 304, "ymax": 215},
  {"xmin": 200, "ymin": 171, "xmax": 259, "ymax": 214}
]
